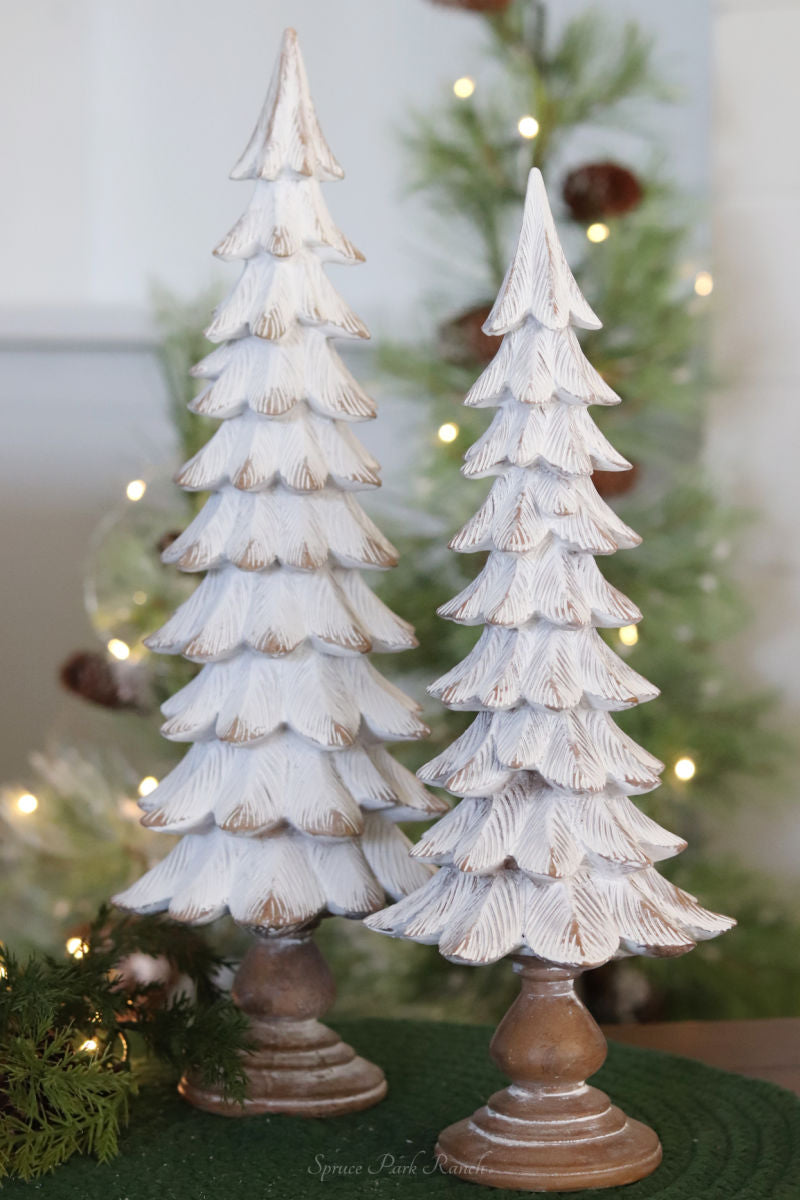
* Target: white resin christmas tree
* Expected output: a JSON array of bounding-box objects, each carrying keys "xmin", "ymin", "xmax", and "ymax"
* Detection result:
[
  {"xmin": 114, "ymin": 28, "xmax": 444, "ymax": 1117},
  {"xmin": 367, "ymin": 169, "xmax": 734, "ymax": 1189}
]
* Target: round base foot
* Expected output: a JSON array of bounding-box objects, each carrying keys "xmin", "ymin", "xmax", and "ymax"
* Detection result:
[
  {"xmin": 179, "ymin": 1017, "xmax": 387, "ymax": 1117},
  {"xmin": 435, "ymin": 1084, "xmax": 662, "ymax": 1192}
]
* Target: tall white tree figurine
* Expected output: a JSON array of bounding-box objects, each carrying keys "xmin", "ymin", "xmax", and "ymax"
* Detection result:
[
  {"xmin": 366, "ymin": 169, "xmax": 734, "ymax": 1189},
  {"xmin": 114, "ymin": 28, "xmax": 445, "ymax": 1117}
]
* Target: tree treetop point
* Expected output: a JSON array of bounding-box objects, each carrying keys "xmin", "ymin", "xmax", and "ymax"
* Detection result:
[
  {"xmin": 230, "ymin": 27, "xmax": 344, "ymax": 184},
  {"xmin": 484, "ymin": 168, "xmax": 602, "ymax": 338}
]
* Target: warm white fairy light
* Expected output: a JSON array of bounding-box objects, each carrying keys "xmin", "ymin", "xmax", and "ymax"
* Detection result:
[
  {"xmin": 437, "ymin": 422, "xmax": 460, "ymax": 444},
  {"xmin": 16, "ymin": 792, "xmax": 39, "ymax": 815},
  {"xmin": 517, "ymin": 115, "xmax": 539, "ymax": 139},
  {"xmin": 132, "ymin": 590, "xmax": 148, "ymax": 606},
  {"xmin": 66, "ymin": 936, "xmax": 89, "ymax": 959},
  {"xmin": 618, "ymin": 625, "xmax": 639, "ymax": 647},
  {"xmin": 80, "ymin": 1038, "xmax": 99, "ymax": 1053},
  {"xmin": 694, "ymin": 271, "xmax": 713, "ymax": 297},
  {"xmin": 107, "ymin": 638, "xmax": 130, "ymax": 661},
  {"xmin": 453, "ymin": 76, "xmax": 475, "ymax": 100},
  {"xmin": 125, "ymin": 479, "xmax": 147, "ymax": 502},
  {"xmin": 674, "ymin": 757, "xmax": 696, "ymax": 782},
  {"xmin": 586, "ymin": 222, "xmax": 610, "ymax": 244},
  {"xmin": 138, "ymin": 776, "xmax": 159, "ymax": 798}
]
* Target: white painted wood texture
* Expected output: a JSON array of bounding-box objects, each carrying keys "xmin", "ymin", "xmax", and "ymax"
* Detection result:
[
  {"xmin": 114, "ymin": 30, "xmax": 446, "ymax": 932},
  {"xmin": 367, "ymin": 171, "xmax": 734, "ymax": 968}
]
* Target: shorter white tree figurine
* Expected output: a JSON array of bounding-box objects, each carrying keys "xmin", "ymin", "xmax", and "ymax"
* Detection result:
[
  {"xmin": 367, "ymin": 169, "xmax": 734, "ymax": 1189},
  {"xmin": 114, "ymin": 29, "xmax": 445, "ymax": 1116}
]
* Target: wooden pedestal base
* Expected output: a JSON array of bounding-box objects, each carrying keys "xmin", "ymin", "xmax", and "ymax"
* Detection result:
[
  {"xmin": 435, "ymin": 960, "xmax": 662, "ymax": 1192},
  {"xmin": 179, "ymin": 933, "xmax": 387, "ymax": 1117}
]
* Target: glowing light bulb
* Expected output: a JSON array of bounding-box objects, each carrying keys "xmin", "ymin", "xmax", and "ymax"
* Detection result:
[
  {"xmin": 694, "ymin": 271, "xmax": 713, "ymax": 297},
  {"xmin": 16, "ymin": 792, "xmax": 38, "ymax": 814},
  {"xmin": 674, "ymin": 757, "xmax": 696, "ymax": 782},
  {"xmin": 107, "ymin": 639, "xmax": 130, "ymax": 661},
  {"xmin": 66, "ymin": 937, "xmax": 89, "ymax": 959},
  {"xmin": 126, "ymin": 479, "xmax": 146, "ymax": 502},
  {"xmin": 517, "ymin": 115, "xmax": 540, "ymax": 139},
  {"xmin": 453, "ymin": 76, "xmax": 475, "ymax": 100},
  {"xmin": 132, "ymin": 590, "xmax": 148, "ymax": 606},
  {"xmin": 587, "ymin": 223, "xmax": 610, "ymax": 244},
  {"xmin": 618, "ymin": 625, "xmax": 639, "ymax": 647},
  {"xmin": 138, "ymin": 776, "xmax": 159, "ymax": 798},
  {"xmin": 80, "ymin": 1039, "xmax": 98, "ymax": 1053},
  {"xmin": 437, "ymin": 422, "xmax": 459, "ymax": 444}
]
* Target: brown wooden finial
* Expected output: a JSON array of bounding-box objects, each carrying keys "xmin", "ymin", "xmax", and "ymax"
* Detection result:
[
  {"xmin": 180, "ymin": 933, "xmax": 387, "ymax": 1116},
  {"xmin": 434, "ymin": 959, "xmax": 662, "ymax": 1189}
]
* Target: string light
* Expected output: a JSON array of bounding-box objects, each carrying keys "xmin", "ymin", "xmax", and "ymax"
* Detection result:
[
  {"xmin": 453, "ymin": 76, "xmax": 475, "ymax": 100},
  {"xmin": 693, "ymin": 271, "xmax": 713, "ymax": 297},
  {"xmin": 119, "ymin": 797, "xmax": 143, "ymax": 822},
  {"xmin": 107, "ymin": 638, "xmax": 130, "ymax": 661},
  {"xmin": 126, "ymin": 479, "xmax": 147, "ymax": 502},
  {"xmin": 517, "ymin": 115, "xmax": 540, "ymax": 139},
  {"xmin": 437, "ymin": 422, "xmax": 459, "ymax": 444},
  {"xmin": 66, "ymin": 937, "xmax": 89, "ymax": 960},
  {"xmin": 138, "ymin": 776, "xmax": 159, "ymax": 798},
  {"xmin": 16, "ymin": 792, "xmax": 39, "ymax": 814},
  {"xmin": 132, "ymin": 590, "xmax": 148, "ymax": 606},
  {"xmin": 79, "ymin": 1039, "xmax": 99, "ymax": 1053},
  {"xmin": 618, "ymin": 625, "xmax": 639, "ymax": 647},
  {"xmin": 586, "ymin": 222, "xmax": 610, "ymax": 244},
  {"xmin": 674, "ymin": 757, "xmax": 696, "ymax": 782}
]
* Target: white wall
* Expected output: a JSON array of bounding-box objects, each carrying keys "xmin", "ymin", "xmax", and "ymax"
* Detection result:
[
  {"xmin": 0, "ymin": 0, "xmax": 709, "ymax": 335},
  {"xmin": 0, "ymin": 0, "xmax": 710, "ymax": 779},
  {"xmin": 709, "ymin": 0, "xmax": 800, "ymax": 874}
]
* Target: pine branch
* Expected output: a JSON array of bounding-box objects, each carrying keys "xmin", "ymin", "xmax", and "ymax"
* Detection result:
[
  {"xmin": 0, "ymin": 913, "xmax": 251, "ymax": 1181},
  {"xmin": 151, "ymin": 283, "xmax": 223, "ymax": 464},
  {"xmin": 404, "ymin": 99, "xmax": 524, "ymax": 285}
]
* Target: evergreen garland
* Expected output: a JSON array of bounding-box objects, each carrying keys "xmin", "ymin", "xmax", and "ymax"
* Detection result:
[{"xmin": 0, "ymin": 908, "xmax": 249, "ymax": 1182}]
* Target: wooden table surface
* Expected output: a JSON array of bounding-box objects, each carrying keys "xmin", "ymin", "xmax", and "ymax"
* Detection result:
[{"xmin": 605, "ymin": 1017, "xmax": 800, "ymax": 1095}]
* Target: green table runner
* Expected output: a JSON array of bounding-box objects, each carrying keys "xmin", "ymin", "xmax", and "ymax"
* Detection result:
[{"xmin": 6, "ymin": 1019, "xmax": 799, "ymax": 1198}]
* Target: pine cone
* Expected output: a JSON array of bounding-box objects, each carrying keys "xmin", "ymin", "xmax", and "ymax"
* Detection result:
[
  {"xmin": 562, "ymin": 162, "xmax": 643, "ymax": 223},
  {"xmin": 593, "ymin": 463, "xmax": 640, "ymax": 498},
  {"xmin": 60, "ymin": 651, "xmax": 148, "ymax": 710},
  {"xmin": 430, "ymin": 0, "xmax": 512, "ymax": 11},
  {"xmin": 156, "ymin": 529, "xmax": 183, "ymax": 555},
  {"xmin": 439, "ymin": 303, "xmax": 497, "ymax": 365},
  {"xmin": 112, "ymin": 952, "xmax": 188, "ymax": 1020},
  {"xmin": 60, "ymin": 651, "xmax": 130, "ymax": 709}
]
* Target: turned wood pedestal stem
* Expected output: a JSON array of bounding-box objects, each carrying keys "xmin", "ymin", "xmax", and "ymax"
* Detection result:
[
  {"xmin": 179, "ymin": 932, "xmax": 387, "ymax": 1117},
  {"xmin": 435, "ymin": 959, "xmax": 662, "ymax": 1191}
]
